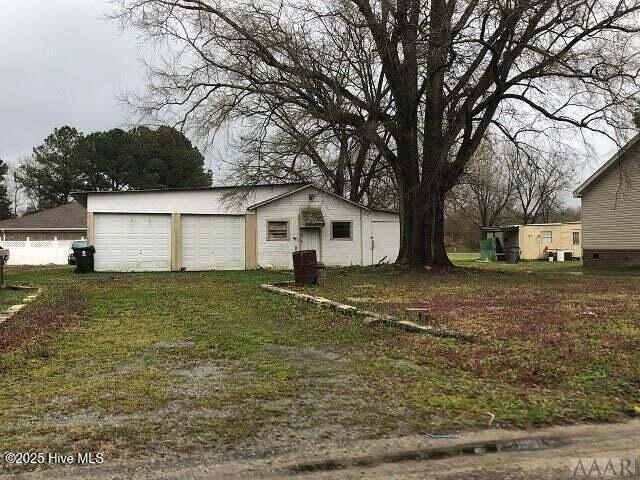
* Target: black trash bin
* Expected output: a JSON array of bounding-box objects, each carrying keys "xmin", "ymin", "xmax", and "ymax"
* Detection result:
[
  {"xmin": 73, "ymin": 246, "xmax": 96, "ymax": 274},
  {"xmin": 505, "ymin": 246, "xmax": 521, "ymax": 264}
]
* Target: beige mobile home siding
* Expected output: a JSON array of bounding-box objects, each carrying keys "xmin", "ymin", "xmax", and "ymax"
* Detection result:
[
  {"xmin": 582, "ymin": 143, "xmax": 640, "ymax": 250},
  {"xmin": 517, "ymin": 223, "xmax": 582, "ymax": 260}
]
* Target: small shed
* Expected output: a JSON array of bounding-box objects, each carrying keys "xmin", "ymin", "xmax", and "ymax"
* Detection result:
[{"xmin": 483, "ymin": 222, "xmax": 582, "ymax": 260}]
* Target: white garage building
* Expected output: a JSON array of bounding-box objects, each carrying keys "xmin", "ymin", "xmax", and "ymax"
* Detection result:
[{"xmin": 72, "ymin": 183, "xmax": 400, "ymax": 272}]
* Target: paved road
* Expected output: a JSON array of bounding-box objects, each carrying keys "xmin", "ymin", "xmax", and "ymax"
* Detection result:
[{"xmin": 4, "ymin": 420, "xmax": 640, "ymax": 479}]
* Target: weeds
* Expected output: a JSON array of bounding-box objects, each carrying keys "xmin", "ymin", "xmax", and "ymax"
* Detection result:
[
  {"xmin": 0, "ymin": 288, "xmax": 87, "ymax": 353},
  {"xmin": 0, "ymin": 263, "xmax": 638, "ymax": 470}
]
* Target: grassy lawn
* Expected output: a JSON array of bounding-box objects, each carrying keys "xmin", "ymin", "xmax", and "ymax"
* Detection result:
[
  {"xmin": 0, "ymin": 289, "xmax": 28, "ymax": 312},
  {"xmin": 297, "ymin": 258, "xmax": 639, "ymax": 424},
  {"xmin": 0, "ymin": 261, "xmax": 638, "ymax": 470}
]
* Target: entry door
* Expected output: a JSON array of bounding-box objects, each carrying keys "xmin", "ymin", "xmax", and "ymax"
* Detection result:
[
  {"xmin": 539, "ymin": 231, "xmax": 553, "ymax": 252},
  {"xmin": 572, "ymin": 230, "xmax": 582, "ymax": 258},
  {"xmin": 181, "ymin": 215, "xmax": 245, "ymax": 270},
  {"xmin": 300, "ymin": 228, "xmax": 321, "ymax": 260},
  {"xmin": 371, "ymin": 221, "xmax": 400, "ymax": 264},
  {"xmin": 94, "ymin": 213, "xmax": 171, "ymax": 272}
]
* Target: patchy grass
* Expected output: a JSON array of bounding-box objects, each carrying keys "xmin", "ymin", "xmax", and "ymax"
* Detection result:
[
  {"xmin": 0, "ymin": 262, "xmax": 638, "ymax": 472},
  {"xmin": 0, "ymin": 267, "xmax": 385, "ymax": 470},
  {"xmin": 297, "ymin": 260, "xmax": 640, "ymax": 426},
  {"xmin": 0, "ymin": 265, "xmax": 56, "ymax": 311},
  {"xmin": 448, "ymin": 252, "xmax": 481, "ymax": 262},
  {"xmin": 0, "ymin": 288, "xmax": 87, "ymax": 354},
  {"xmin": 0, "ymin": 288, "xmax": 27, "ymax": 311}
]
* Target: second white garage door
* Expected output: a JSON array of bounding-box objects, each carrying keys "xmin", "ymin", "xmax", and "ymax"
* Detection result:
[
  {"xmin": 94, "ymin": 213, "xmax": 171, "ymax": 272},
  {"xmin": 181, "ymin": 215, "xmax": 245, "ymax": 270}
]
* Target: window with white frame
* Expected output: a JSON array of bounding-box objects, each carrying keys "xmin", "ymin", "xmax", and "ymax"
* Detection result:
[
  {"xmin": 540, "ymin": 231, "xmax": 552, "ymax": 242},
  {"xmin": 572, "ymin": 231, "xmax": 580, "ymax": 245},
  {"xmin": 267, "ymin": 221, "xmax": 289, "ymax": 240},
  {"xmin": 331, "ymin": 221, "xmax": 352, "ymax": 240}
]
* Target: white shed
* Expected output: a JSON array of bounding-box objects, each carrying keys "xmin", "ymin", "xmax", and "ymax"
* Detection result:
[{"xmin": 73, "ymin": 184, "xmax": 400, "ymax": 272}]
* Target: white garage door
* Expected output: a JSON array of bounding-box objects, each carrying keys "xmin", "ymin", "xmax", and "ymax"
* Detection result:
[
  {"xmin": 94, "ymin": 214, "xmax": 171, "ymax": 272},
  {"xmin": 181, "ymin": 215, "xmax": 245, "ymax": 270},
  {"xmin": 372, "ymin": 221, "xmax": 400, "ymax": 264}
]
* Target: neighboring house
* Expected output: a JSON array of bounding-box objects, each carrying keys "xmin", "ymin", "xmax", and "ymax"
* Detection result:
[
  {"xmin": 483, "ymin": 222, "xmax": 582, "ymax": 260},
  {"xmin": 0, "ymin": 202, "xmax": 87, "ymax": 265},
  {"xmin": 0, "ymin": 202, "xmax": 87, "ymax": 241},
  {"xmin": 72, "ymin": 183, "xmax": 400, "ymax": 272},
  {"xmin": 574, "ymin": 134, "xmax": 640, "ymax": 266}
]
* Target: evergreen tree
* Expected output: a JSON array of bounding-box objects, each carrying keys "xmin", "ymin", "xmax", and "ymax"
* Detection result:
[
  {"xmin": 81, "ymin": 128, "xmax": 135, "ymax": 191},
  {"xmin": 0, "ymin": 158, "xmax": 12, "ymax": 219},
  {"xmin": 18, "ymin": 126, "xmax": 85, "ymax": 211},
  {"xmin": 126, "ymin": 126, "xmax": 212, "ymax": 190},
  {"xmin": 18, "ymin": 125, "xmax": 212, "ymax": 211}
]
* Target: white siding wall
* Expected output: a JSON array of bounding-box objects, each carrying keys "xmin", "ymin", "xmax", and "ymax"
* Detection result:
[
  {"xmin": 86, "ymin": 185, "xmax": 299, "ymax": 215},
  {"xmin": 366, "ymin": 211, "xmax": 401, "ymax": 264},
  {"xmin": 85, "ymin": 184, "xmax": 399, "ymax": 270},
  {"xmin": 582, "ymin": 145, "xmax": 640, "ymax": 249},
  {"xmin": 255, "ymin": 189, "xmax": 400, "ymax": 268},
  {"xmin": 255, "ymin": 190, "xmax": 365, "ymax": 268}
]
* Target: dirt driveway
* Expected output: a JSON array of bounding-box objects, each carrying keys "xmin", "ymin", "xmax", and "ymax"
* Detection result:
[{"xmin": 5, "ymin": 420, "xmax": 640, "ymax": 479}]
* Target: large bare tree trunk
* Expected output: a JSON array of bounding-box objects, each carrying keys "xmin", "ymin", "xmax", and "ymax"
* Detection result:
[
  {"xmin": 396, "ymin": 186, "xmax": 430, "ymax": 270},
  {"xmin": 433, "ymin": 193, "xmax": 452, "ymax": 266},
  {"xmin": 409, "ymin": 187, "xmax": 430, "ymax": 270},
  {"xmin": 393, "ymin": 101, "xmax": 432, "ymax": 271},
  {"xmin": 334, "ymin": 128, "xmax": 348, "ymax": 197},
  {"xmin": 395, "ymin": 179, "xmax": 408, "ymax": 264}
]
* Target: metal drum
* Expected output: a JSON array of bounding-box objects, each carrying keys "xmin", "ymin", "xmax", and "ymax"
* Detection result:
[{"xmin": 292, "ymin": 250, "xmax": 318, "ymax": 285}]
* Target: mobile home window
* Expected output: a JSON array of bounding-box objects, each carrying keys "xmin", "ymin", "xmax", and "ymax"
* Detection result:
[
  {"xmin": 331, "ymin": 221, "xmax": 352, "ymax": 240},
  {"xmin": 267, "ymin": 221, "xmax": 289, "ymax": 240},
  {"xmin": 572, "ymin": 231, "xmax": 580, "ymax": 245},
  {"xmin": 540, "ymin": 231, "xmax": 552, "ymax": 242}
]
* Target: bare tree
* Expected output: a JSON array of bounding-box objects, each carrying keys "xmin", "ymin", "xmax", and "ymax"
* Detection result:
[
  {"xmin": 7, "ymin": 164, "xmax": 25, "ymax": 217},
  {"xmin": 217, "ymin": 20, "xmax": 396, "ymax": 206},
  {"xmin": 509, "ymin": 146, "xmax": 574, "ymax": 225},
  {"xmin": 114, "ymin": 0, "xmax": 640, "ymax": 269},
  {"xmin": 225, "ymin": 115, "xmax": 396, "ymax": 208},
  {"xmin": 450, "ymin": 138, "xmax": 514, "ymax": 230}
]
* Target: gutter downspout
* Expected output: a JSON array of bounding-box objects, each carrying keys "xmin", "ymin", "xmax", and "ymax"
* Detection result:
[{"xmin": 359, "ymin": 210, "xmax": 364, "ymax": 266}]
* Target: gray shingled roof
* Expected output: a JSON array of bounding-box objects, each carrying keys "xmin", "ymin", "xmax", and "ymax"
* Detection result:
[{"xmin": 0, "ymin": 202, "xmax": 86, "ymax": 230}]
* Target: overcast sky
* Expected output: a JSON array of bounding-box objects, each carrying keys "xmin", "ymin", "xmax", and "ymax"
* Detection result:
[
  {"xmin": 0, "ymin": 1, "xmax": 149, "ymax": 165},
  {"xmin": 0, "ymin": 0, "xmax": 621, "ymax": 196}
]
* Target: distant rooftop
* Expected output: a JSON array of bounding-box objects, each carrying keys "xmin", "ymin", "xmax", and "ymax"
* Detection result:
[
  {"xmin": 483, "ymin": 221, "xmax": 581, "ymax": 231},
  {"xmin": 0, "ymin": 202, "xmax": 86, "ymax": 230}
]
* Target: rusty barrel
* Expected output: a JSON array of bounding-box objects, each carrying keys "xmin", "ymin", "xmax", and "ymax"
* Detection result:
[{"xmin": 292, "ymin": 250, "xmax": 318, "ymax": 285}]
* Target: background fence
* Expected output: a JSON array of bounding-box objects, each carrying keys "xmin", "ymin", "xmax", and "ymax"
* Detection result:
[{"xmin": 2, "ymin": 239, "xmax": 75, "ymax": 265}]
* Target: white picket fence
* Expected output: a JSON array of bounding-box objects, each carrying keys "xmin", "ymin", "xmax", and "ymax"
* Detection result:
[{"xmin": 2, "ymin": 239, "xmax": 78, "ymax": 265}]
